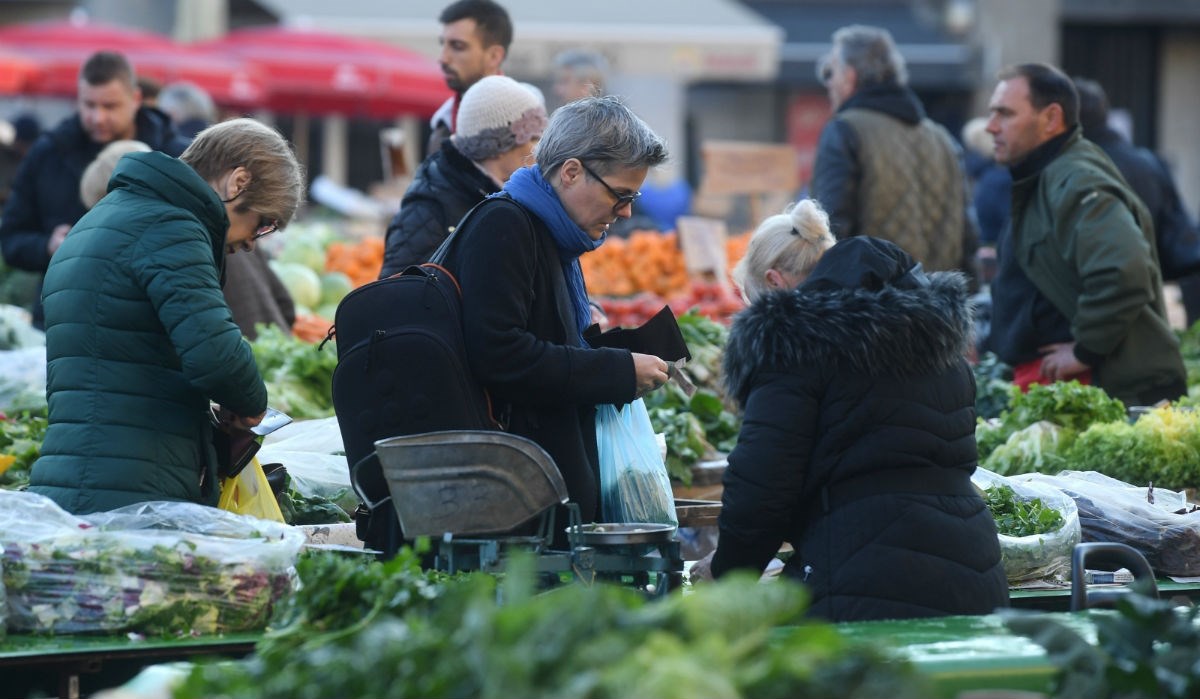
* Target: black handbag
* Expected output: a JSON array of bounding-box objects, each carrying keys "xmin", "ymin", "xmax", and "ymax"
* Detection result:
[
  {"xmin": 210, "ymin": 411, "xmax": 262, "ymax": 480},
  {"xmin": 209, "ymin": 406, "xmax": 291, "ymax": 480}
]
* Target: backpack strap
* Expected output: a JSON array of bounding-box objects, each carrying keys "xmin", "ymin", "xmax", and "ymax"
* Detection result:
[
  {"xmin": 430, "ymin": 194, "xmax": 581, "ymax": 344},
  {"xmin": 429, "ymin": 194, "xmax": 529, "ymax": 265}
]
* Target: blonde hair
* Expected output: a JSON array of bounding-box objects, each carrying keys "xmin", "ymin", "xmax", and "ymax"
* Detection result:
[
  {"xmin": 732, "ymin": 198, "xmax": 835, "ymax": 303},
  {"xmin": 80, "ymin": 139, "xmax": 151, "ymax": 209},
  {"xmin": 961, "ymin": 116, "xmax": 995, "ymax": 159},
  {"xmin": 180, "ymin": 118, "xmax": 304, "ymax": 229}
]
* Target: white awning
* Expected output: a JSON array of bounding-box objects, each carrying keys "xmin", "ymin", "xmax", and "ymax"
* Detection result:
[{"xmin": 251, "ymin": 0, "xmax": 782, "ymax": 81}]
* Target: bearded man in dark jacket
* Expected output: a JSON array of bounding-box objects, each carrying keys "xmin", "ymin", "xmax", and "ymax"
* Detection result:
[
  {"xmin": 706, "ymin": 237, "xmax": 1009, "ymax": 622},
  {"xmin": 0, "ymin": 51, "xmax": 188, "ymax": 328},
  {"xmin": 811, "ymin": 25, "xmax": 978, "ymax": 279}
]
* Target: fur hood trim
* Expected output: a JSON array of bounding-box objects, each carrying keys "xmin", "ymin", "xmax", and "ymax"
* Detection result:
[{"xmin": 722, "ymin": 272, "xmax": 972, "ymax": 404}]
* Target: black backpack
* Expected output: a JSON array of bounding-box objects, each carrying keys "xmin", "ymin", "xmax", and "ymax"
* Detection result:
[{"xmin": 330, "ymin": 198, "xmax": 523, "ymax": 556}]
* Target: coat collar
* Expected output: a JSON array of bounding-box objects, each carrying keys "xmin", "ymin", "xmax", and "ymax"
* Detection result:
[{"xmin": 722, "ymin": 271, "xmax": 972, "ymax": 405}]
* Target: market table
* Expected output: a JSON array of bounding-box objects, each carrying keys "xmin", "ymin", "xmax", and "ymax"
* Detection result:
[
  {"xmin": 0, "ymin": 632, "xmax": 258, "ymax": 699},
  {"xmin": 1009, "ymin": 579, "xmax": 1200, "ymax": 611},
  {"xmin": 829, "ymin": 611, "xmax": 1097, "ymax": 697}
]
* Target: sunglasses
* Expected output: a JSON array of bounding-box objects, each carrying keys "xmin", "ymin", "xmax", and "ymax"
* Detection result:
[
  {"xmin": 252, "ymin": 217, "xmax": 279, "ymax": 241},
  {"xmin": 578, "ymin": 160, "xmax": 640, "ymax": 213}
]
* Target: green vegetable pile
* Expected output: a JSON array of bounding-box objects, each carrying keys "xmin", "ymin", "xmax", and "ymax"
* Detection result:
[
  {"xmin": 984, "ymin": 484, "xmax": 1065, "ymax": 537},
  {"xmin": 977, "ymin": 381, "xmax": 1126, "ymax": 464},
  {"xmin": 1006, "ymin": 584, "xmax": 1200, "ymax": 698},
  {"xmin": 973, "ymin": 351, "xmax": 1013, "ymax": 420},
  {"xmin": 1067, "ymin": 405, "xmax": 1200, "ymax": 491},
  {"xmin": 0, "ymin": 406, "xmax": 48, "ymax": 490},
  {"xmin": 645, "ymin": 311, "xmax": 740, "ymax": 484},
  {"xmin": 982, "ymin": 421, "xmax": 1070, "ymax": 477},
  {"xmin": 176, "ymin": 552, "xmax": 927, "ymax": 699},
  {"xmin": 250, "ymin": 325, "xmax": 338, "ymax": 419}
]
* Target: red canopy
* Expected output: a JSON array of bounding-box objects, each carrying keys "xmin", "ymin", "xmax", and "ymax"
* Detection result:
[
  {"xmin": 0, "ymin": 20, "xmax": 265, "ymax": 107},
  {"xmin": 195, "ymin": 26, "xmax": 450, "ymax": 118},
  {"xmin": 0, "ymin": 49, "xmax": 41, "ymax": 94}
]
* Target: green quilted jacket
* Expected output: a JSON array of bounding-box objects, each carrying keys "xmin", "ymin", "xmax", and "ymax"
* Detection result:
[
  {"xmin": 1010, "ymin": 129, "xmax": 1186, "ymax": 405},
  {"xmin": 28, "ymin": 151, "xmax": 267, "ymax": 513}
]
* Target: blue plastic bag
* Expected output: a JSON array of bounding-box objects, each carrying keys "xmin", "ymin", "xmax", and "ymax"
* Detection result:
[{"xmin": 596, "ymin": 398, "xmax": 678, "ymax": 526}]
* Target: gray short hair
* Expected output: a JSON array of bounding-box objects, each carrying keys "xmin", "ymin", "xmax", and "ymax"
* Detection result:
[
  {"xmin": 535, "ymin": 95, "xmax": 667, "ymax": 177},
  {"xmin": 158, "ymin": 81, "xmax": 217, "ymax": 126},
  {"xmin": 830, "ymin": 25, "xmax": 907, "ymax": 87},
  {"xmin": 181, "ymin": 118, "xmax": 304, "ymax": 229},
  {"xmin": 80, "ymin": 140, "xmax": 151, "ymax": 209}
]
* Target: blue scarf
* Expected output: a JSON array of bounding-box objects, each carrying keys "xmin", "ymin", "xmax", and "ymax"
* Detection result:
[{"xmin": 499, "ymin": 165, "xmax": 603, "ymax": 340}]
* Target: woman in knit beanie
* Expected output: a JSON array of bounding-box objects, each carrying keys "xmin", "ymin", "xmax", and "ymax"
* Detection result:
[{"xmin": 380, "ymin": 75, "xmax": 547, "ymax": 277}]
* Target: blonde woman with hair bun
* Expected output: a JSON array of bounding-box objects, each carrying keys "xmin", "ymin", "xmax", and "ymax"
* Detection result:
[
  {"xmin": 692, "ymin": 231, "xmax": 1009, "ymax": 621},
  {"xmin": 732, "ymin": 198, "xmax": 835, "ymax": 304}
]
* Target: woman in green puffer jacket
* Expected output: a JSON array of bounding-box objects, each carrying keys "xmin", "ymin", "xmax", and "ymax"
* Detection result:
[{"xmin": 28, "ymin": 118, "xmax": 304, "ymax": 514}]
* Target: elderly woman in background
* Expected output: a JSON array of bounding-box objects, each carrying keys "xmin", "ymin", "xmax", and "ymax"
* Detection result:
[
  {"xmin": 79, "ymin": 139, "xmax": 151, "ymax": 209},
  {"xmin": 440, "ymin": 95, "xmax": 670, "ymax": 534},
  {"xmin": 29, "ymin": 118, "xmax": 304, "ymax": 514},
  {"xmin": 695, "ymin": 227, "xmax": 1009, "ymax": 621},
  {"xmin": 379, "ymin": 75, "xmax": 548, "ymax": 278}
]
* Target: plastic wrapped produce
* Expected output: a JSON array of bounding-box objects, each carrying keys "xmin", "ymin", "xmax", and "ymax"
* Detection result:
[
  {"xmin": 0, "ymin": 492, "xmax": 303, "ymax": 635},
  {"xmin": 973, "ymin": 467, "xmax": 1081, "ymax": 583},
  {"xmin": 1021, "ymin": 470, "xmax": 1200, "ymax": 576}
]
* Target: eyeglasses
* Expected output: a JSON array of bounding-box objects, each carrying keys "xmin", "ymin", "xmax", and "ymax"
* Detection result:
[
  {"xmin": 252, "ymin": 217, "xmax": 279, "ymax": 241},
  {"xmin": 578, "ymin": 160, "xmax": 640, "ymax": 213}
]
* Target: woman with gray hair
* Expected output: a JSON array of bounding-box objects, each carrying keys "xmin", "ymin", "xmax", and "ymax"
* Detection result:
[
  {"xmin": 439, "ymin": 95, "xmax": 670, "ymax": 534},
  {"xmin": 29, "ymin": 118, "xmax": 304, "ymax": 514}
]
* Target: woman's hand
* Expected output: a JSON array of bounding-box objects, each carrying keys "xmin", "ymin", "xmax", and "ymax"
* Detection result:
[
  {"xmin": 632, "ymin": 352, "xmax": 669, "ymax": 398},
  {"xmin": 225, "ymin": 409, "xmax": 266, "ymax": 431},
  {"xmin": 689, "ymin": 550, "xmax": 716, "ymax": 583}
]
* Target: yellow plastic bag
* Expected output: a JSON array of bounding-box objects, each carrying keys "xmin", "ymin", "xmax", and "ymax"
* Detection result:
[{"xmin": 218, "ymin": 457, "xmax": 285, "ymax": 522}]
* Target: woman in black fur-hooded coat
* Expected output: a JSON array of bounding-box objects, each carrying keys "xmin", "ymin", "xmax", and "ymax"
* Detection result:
[{"xmin": 710, "ymin": 236, "xmax": 1009, "ymax": 621}]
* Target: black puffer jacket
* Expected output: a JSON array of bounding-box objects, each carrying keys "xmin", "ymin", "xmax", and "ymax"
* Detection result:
[
  {"xmin": 711, "ymin": 237, "xmax": 1009, "ymax": 622},
  {"xmin": 379, "ymin": 139, "xmax": 497, "ymax": 278}
]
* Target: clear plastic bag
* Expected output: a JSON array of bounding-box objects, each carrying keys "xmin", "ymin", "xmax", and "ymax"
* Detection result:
[
  {"xmin": 972, "ymin": 467, "xmax": 1081, "ymax": 583},
  {"xmin": 1021, "ymin": 470, "xmax": 1200, "ymax": 576},
  {"xmin": 257, "ymin": 416, "xmax": 355, "ymax": 517},
  {"xmin": 596, "ymin": 399, "xmax": 678, "ymax": 526},
  {"xmin": 0, "ymin": 490, "xmax": 304, "ymax": 635}
]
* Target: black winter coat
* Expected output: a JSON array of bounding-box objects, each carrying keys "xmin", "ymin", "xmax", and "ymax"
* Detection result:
[
  {"xmin": 379, "ymin": 139, "xmax": 497, "ymax": 279},
  {"xmin": 0, "ymin": 108, "xmax": 188, "ymax": 327},
  {"xmin": 711, "ymin": 237, "xmax": 1009, "ymax": 622},
  {"xmin": 441, "ymin": 196, "xmax": 637, "ymax": 529}
]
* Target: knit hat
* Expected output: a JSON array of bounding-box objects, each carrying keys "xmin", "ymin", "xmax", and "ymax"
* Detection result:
[{"xmin": 453, "ymin": 75, "xmax": 548, "ymax": 162}]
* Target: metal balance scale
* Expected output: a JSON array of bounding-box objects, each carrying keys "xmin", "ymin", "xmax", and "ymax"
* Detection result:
[{"xmin": 373, "ymin": 430, "xmax": 684, "ymax": 596}]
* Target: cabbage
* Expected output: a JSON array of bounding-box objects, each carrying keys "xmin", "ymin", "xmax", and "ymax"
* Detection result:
[
  {"xmin": 982, "ymin": 420, "xmax": 1070, "ymax": 476},
  {"xmin": 272, "ymin": 262, "xmax": 322, "ymax": 309},
  {"xmin": 319, "ymin": 271, "xmax": 354, "ymax": 307}
]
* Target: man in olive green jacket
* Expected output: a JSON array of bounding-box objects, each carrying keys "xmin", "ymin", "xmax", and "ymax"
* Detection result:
[{"xmin": 986, "ymin": 63, "xmax": 1185, "ymax": 406}]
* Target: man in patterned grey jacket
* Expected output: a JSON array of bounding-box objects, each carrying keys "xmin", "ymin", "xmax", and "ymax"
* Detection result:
[{"xmin": 811, "ymin": 25, "xmax": 978, "ymax": 278}]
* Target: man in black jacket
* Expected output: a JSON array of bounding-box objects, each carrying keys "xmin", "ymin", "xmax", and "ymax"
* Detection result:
[
  {"xmin": 811, "ymin": 25, "xmax": 978, "ymax": 280},
  {"xmin": 0, "ymin": 50, "xmax": 188, "ymax": 328},
  {"xmin": 1074, "ymin": 77, "xmax": 1200, "ymax": 325}
]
